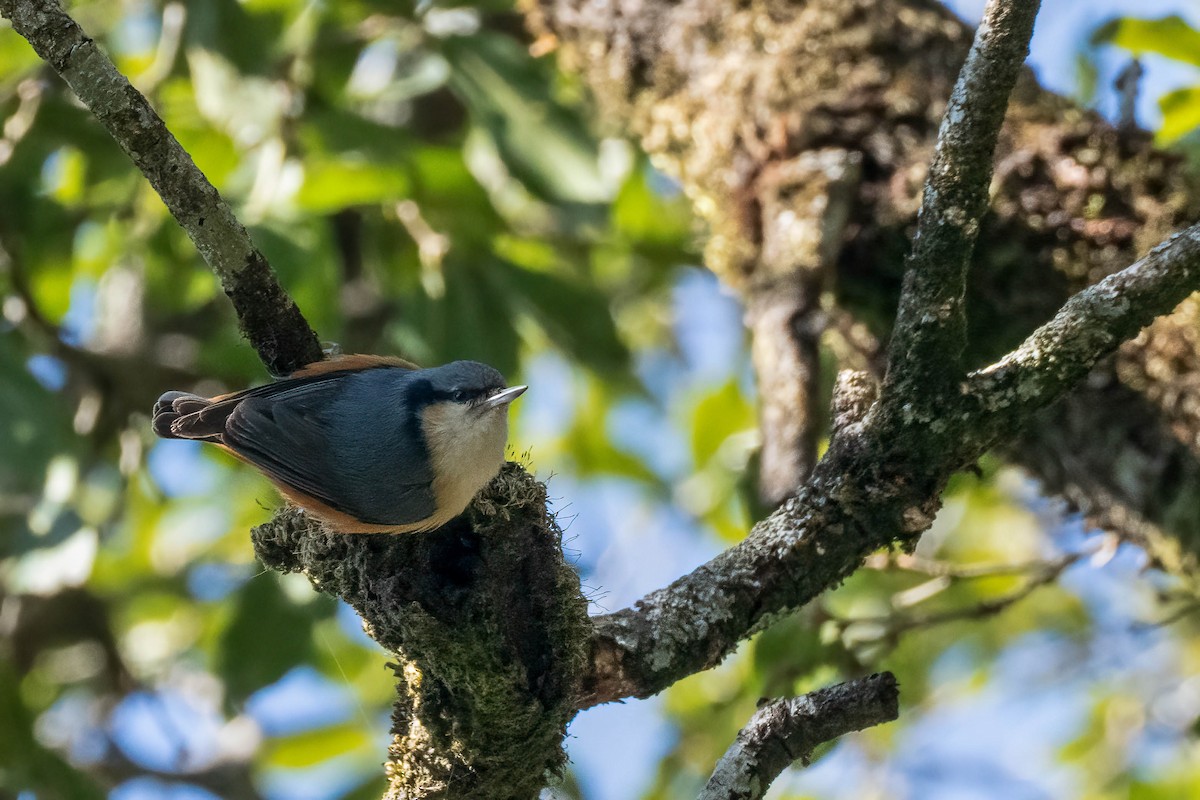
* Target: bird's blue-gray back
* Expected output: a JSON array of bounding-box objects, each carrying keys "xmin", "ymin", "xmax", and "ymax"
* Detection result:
[{"xmin": 225, "ymin": 368, "xmax": 436, "ymax": 525}]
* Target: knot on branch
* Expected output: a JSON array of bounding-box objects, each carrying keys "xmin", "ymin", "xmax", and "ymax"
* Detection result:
[{"xmin": 252, "ymin": 464, "xmax": 589, "ymax": 799}]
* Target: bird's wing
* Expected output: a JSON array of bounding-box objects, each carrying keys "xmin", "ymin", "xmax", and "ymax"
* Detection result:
[
  {"xmin": 220, "ymin": 380, "xmax": 348, "ymax": 510},
  {"xmin": 223, "ymin": 375, "xmax": 437, "ymax": 526}
]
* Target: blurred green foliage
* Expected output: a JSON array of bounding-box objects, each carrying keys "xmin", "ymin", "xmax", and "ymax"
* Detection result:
[
  {"xmin": 2, "ymin": 2, "xmax": 1200, "ymax": 799},
  {"xmin": 0, "ymin": 0, "xmax": 691, "ymax": 794}
]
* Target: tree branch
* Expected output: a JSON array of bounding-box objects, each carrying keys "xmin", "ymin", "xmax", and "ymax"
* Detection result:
[
  {"xmin": 883, "ymin": 0, "xmax": 1041, "ymax": 399},
  {"xmin": 698, "ymin": 673, "xmax": 899, "ymax": 800},
  {"xmin": 581, "ymin": 209, "xmax": 1200, "ymax": 705},
  {"xmin": 251, "ymin": 466, "xmax": 589, "ymax": 800},
  {"xmin": 969, "ymin": 224, "xmax": 1200, "ymax": 423},
  {"xmin": 0, "ymin": 0, "xmax": 323, "ymax": 376},
  {"xmin": 527, "ymin": 0, "xmax": 1200, "ymax": 566},
  {"xmin": 571, "ymin": 0, "xmax": 1200, "ymax": 707},
  {"xmin": 834, "ymin": 552, "xmax": 1082, "ymax": 653}
]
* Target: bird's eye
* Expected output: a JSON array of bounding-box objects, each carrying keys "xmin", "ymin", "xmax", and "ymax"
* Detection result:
[{"xmin": 452, "ymin": 390, "xmax": 467, "ymax": 403}]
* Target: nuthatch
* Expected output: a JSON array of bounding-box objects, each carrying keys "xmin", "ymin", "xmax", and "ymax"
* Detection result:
[{"xmin": 152, "ymin": 355, "xmax": 527, "ymax": 534}]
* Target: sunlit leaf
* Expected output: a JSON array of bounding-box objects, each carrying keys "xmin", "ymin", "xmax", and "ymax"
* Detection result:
[
  {"xmin": 561, "ymin": 382, "xmax": 658, "ymax": 483},
  {"xmin": 265, "ymin": 722, "xmax": 373, "ymax": 768},
  {"xmin": 295, "ymin": 159, "xmax": 412, "ymax": 212},
  {"xmin": 612, "ymin": 167, "xmax": 694, "ymax": 254},
  {"xmin": 1092, "ymin": 16, "xmax": 1200, "ymax": 67},
  {"xmin": 1159, "ymin": 87, "xmax": 1200, "ymax": 142},
  {"xmin": 689, "ymin": 381, "xmax": 754, "ymax": 468}
]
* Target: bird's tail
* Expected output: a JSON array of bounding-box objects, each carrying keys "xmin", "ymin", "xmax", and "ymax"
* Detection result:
[{"xmin": 152, "ymin": 391, "xmax": 226, "ymax": 442}]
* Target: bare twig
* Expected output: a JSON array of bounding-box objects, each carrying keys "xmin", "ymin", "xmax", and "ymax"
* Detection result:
[
  {"xmin": 864, "ymin": 551, "xmax": 1068, "ymax": 580},
  {"xmin": 698, "ymin": 673, "xmax": 898, "ymax": 800},
  {"xmin": 0, "ymin": 0, "xmax": 323, "ymax": 375},
  {"xmin": 882, "ymin": 0, "xmax": 1041, "ymax": 400},
  {"xmin": 748, "ymin": 284, "xmax": 823, "ymax": 504},
  {"xmin": 838, "ymin": 553, "xmax": 1082, "ymax": 649}
]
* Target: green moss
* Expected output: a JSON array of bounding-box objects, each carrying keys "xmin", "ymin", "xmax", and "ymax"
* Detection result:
[{"xmin": 252, "ymin": 464, "xmax": 589, "ymax": 799}]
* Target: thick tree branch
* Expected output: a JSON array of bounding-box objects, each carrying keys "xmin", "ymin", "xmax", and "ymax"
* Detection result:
[
  {"xmin": 0, "ymin": 0, "xmax": 322, "ymax": 376},
  {"xmin": 970, "ymin": 225, "xmax": 1200, "ymax": 421},
  {"xmin": 252, "ymin": 466, "xmax": 589, "ymax": 800},
  {"xmin": 582, "ymin": 215, "xmax": 1200, "ymax": 706},
  {"xmin": 698, "ymin": 673, "xmax": 899, "ymax": 800},
  {"xmin": 748, "ymin": 283, "xmax": 823, "ymax": 504},
  {"xmin": 883, "ymin": 0, "xmax": 1040, "ymax": 399}
]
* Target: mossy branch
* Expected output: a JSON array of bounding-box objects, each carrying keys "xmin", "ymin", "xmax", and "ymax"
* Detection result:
[{"xmin": 252, "ymin": 465, "xmax": 590, "ymax": 800}]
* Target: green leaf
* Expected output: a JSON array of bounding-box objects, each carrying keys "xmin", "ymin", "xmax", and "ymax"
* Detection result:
[
  {"xmin": 613, "ymin": 167, "xmax": 694, "ymax": 253},
  {"xmin": 1159, "ymin": 86, "xmax": 1200, "ymax": 142},
  {"xmin": 251, "ymin": 222, "xmax": 342, "ymax": 334},
  {"xmin": 265, "ymin": 722, "xmax": 372, "ymax": 768},
  {"xmin": 336, "ymin": 774, "xmax": 391, "ymax": 800},
  {"xmin": 0, "ymin": 23, "xmax": 42, "ymax": 77},
  {"xmin": 391, "ymin": 252, "xmax": 525, "ymax": 372},
  {"xmin": 299, "ymin": 109, "xmax": 417, "ymax": 166},
  {"xmin": 184, "ymin": 0, "xmax": 287, "ymax": 74},
  {"xmin": 296, "ymin": 159, "xmax": 412, "ymax": 212},
  {"xmin": 442, "ymin": 33, "xmax": 607, "ymax": 204},
  {"xmin": 562, "ymin": 383, "xmax": 658, "ymax": 483},
  {"xmin": 689, "ymin": 381, "xmax": 754, "ymax": 467},
  {"xmin": 1092, "ymin": 16, "xmax": 1200, "ymax": 67},
  {"xmin": 187, "ymin": 48, "xmax": 288, "ymax": 142},
  {"xmin": 498, "ymin": 259, "xmax": 628, "ymax": 375}
]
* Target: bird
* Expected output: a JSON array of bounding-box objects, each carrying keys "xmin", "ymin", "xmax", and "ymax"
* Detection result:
[{"xmin": 152, "ymin": 355, "xmax": 527, "ymax": 534}]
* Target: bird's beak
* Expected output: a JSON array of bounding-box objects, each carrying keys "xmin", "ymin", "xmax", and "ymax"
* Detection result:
[{"xmin": 484, "ymin": 385, "xmax": 527, "ymax": 409}]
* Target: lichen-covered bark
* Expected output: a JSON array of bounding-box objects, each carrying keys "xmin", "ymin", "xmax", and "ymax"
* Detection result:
[
  {"xmin": 882, "ymin": 0, "xmax": 1041, "ymax": 403},
  {"xmin": 252, "ymin": 466, "xmax": 589, "ymax": 800},
  {"xmin": 525, "ymin": 0, "xmax": 1200, "ymax": 555},
  {"xmin": 699, "ymin": 673, "xmax": 899, "ymax": 800},
  {"xmin": 969, "ymin": 226, "xmax": 1200, "ymax": 421},
  {"xmin": 582, "ymin": 215, "xmax": 1200, "ymax": 704},
  {"xmin": 0, "ymin": 0, "xmax": 323, "ymax": 376}
]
